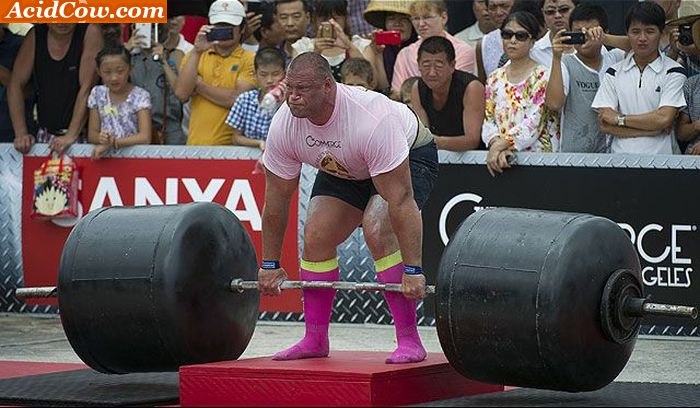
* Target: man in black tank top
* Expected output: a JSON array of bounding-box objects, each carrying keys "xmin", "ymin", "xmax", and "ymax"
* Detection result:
[
  {"xmin": 9, "ymin": 23, "xmax": 103, "ymax": 154},
  {"xmin": 410, "ymin": 36, "xmax": 486, "ymax": 151}
]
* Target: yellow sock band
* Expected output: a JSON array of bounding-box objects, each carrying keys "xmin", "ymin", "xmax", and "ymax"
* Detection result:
[
  {"xmin": 374, "ymin": 250, "xmax": 402, "ymax": 273},
  {"xmin": 300, "ymin": 258, "xmax": 339, "ymax": 273}
]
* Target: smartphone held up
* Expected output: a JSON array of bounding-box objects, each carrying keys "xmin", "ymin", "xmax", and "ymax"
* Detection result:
[
  {"xmin": 319, "ymin": 22, "xmax": 335, "ymax": 39},
  {"xmin": 133, "ymin": 23, "xmax": 152, "ymax": 49},
  {"xmin": 561, "ymin": 31, "xmax": 586, "ymax": 45},
  {"xmin": 207, "ymin": 26, "xmax": 235, "ymax": 42},
  {"xmin": 375, "ymin": 30, "xmax": 401, "ymax": 46}
]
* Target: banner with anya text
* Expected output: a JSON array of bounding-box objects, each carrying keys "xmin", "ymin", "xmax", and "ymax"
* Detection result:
[{"xmin": 21, "ymin": 156, "xmax": 302, "ymax": 313}]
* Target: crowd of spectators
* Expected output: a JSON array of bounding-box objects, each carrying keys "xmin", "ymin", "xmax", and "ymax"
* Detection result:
[{"xmin": 1, "ymin": 0, "xmax": 700, "ymax": 166}]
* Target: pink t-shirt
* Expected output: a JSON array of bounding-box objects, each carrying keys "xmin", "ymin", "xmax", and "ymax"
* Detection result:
[
  {"xmin": 263, "ymin": 84, "xmax": 419, "ymax": 181},
  {"xmin": 392, "ymin": 32, "xmax": 475, "ymax": 94}
]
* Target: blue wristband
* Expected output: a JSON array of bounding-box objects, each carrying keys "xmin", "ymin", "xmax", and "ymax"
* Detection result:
[
  {"xmin": 261, "ymin": 260, "xmax": 281, "ymax": 269},
  {"xmin": 404, "ymin": 265, "xmax": 424, "ymax": 275}
]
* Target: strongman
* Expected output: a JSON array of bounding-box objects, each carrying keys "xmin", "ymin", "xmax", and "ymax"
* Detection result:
[{"xmin": 258, "ymin": 52, "xmax": 438, "ymax": 364}]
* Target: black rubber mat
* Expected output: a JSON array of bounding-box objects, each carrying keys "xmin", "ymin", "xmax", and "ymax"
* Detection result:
[
  {"xmin": 0, "ymin": 369, "xmax": 178, "ymax": 406},
  {"xmin": 420, "ymin": 382, "xmax": 700, "ymax": 407}
]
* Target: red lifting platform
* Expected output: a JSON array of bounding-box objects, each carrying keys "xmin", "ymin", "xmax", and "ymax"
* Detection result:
[{"xmin": 179, "ymin": 351, "xmax": 504, "ymax": 406}]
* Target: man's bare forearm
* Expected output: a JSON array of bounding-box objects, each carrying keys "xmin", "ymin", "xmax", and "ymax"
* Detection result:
[{"xmin": 600, "ymin": 123, "xmax": 660, "ymax": 138}]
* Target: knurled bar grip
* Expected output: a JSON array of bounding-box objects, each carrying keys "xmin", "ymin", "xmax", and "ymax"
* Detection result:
[
  {"xmin": 229, "ymin": 279, "xmax": 437, "ymax": 294},
  {"xmin": 642, "ymin": 303, "xmax": 698, "ymax": 319},
  {"xmin": 14, "ymin": 287, "xmax": 58, "ymax": 298}
]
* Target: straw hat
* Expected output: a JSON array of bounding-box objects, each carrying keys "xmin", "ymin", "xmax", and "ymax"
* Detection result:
[{"xmin": 363, "ymin": 0, "xmax": 415, "ymax": 29}]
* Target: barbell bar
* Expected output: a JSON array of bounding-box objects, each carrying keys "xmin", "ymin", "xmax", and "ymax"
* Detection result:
[
  {"xmin": 14, "ymin": 280, "xmax": 438, "ymax": 299},
  {"xmin": 17, "ymin": 281, "xmax": 694, "ymax": 319},
  {"xmin": 12, "ymin": 203, "xmax": 699, "ymax": 393}
]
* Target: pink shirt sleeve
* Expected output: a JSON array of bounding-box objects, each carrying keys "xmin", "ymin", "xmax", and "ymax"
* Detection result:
[
  {"xmin": 262, "ymin": 111, "xmax": 302, "ymax": 180},
  {"xmin": 364, "ymin": 113, "xmax": 410, "ymax": 177}
]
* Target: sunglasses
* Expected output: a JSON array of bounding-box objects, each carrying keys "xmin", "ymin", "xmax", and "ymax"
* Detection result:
[
  {"xmin": 500, "ymin": 29, "xmax": 531, "ymax": 41},
  {"xmin": 543, "ymin": 6, "xmax": 572, "ymax": 16}
]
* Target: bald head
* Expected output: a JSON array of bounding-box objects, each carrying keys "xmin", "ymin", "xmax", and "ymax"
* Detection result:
[{"xmin": 288, "ymin": 52, "xmax": 334, "ymax": 82}]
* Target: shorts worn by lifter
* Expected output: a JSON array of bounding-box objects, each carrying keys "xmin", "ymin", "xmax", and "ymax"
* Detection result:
[{"xmin": 310, "ymin": 140, "xmax": 439, "ymax": 211}]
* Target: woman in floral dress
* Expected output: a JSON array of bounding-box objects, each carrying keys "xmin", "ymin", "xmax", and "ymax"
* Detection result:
[{"xmin": 482, "ymin": 11, "xmax": 559, "ymax": 177}]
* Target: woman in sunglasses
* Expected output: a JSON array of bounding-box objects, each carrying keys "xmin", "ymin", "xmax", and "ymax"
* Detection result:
[{"xmin": 482, "ymin": 11, "xmax": 560, "ymax": 177}]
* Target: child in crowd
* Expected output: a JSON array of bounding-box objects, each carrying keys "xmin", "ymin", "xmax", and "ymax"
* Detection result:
[
  {"xmin": 88, "ymin": 46, "xmax": 152, "ymax": 159},
  {"xmin": 400, "ymin": 76, "xmax": 420, "ymax": 105},
  {"xmin": 340, "ymin": 58, "xmax": 375, "ymax": 90},
  {"xmin": 225, "ymin": 47, "xmax": 287, "ymax": 150}
]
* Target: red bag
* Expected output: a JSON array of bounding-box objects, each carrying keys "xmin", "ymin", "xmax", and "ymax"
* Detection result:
[{"xmin": 31, "ymin": 154, "xmax": 80, "ymax": 220}]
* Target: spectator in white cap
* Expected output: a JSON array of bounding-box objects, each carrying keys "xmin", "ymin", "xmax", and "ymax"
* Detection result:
[{"xmin": 175, "ymin": 0, "xmax": 257, "ymax": 145}]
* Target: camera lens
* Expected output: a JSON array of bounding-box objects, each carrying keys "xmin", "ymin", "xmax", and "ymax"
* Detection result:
[{"xmin": 679, "ymin": 25, "xmax": 694, "ymax": 46}]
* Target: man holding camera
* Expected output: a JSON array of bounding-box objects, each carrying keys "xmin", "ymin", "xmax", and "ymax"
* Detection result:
[
  {"xmin": 544, "ymin": 4, "xmax": 624, "ymax": 152},
  {"xmin": 175, "ymin": 0, "xmax": 256, "ymax": 146}
]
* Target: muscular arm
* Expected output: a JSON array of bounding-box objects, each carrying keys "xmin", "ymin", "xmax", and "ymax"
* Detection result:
[
  {"xmin": 261, "ymin": 170, "xmax": 299, "ymax": 261},
  {"xmin": 371, "ymin": 159, "xmax": 422, "ymax": 267}
]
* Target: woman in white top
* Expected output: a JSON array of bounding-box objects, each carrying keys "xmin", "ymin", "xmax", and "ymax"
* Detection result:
[{"xmin": 291, "ymin": 0, "xmax": 372, "ymax": 82}]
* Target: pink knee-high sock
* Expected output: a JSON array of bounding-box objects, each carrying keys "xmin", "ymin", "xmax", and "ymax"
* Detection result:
[
  {"xmin": 272, "ymin": 266, "xmax": 338, "ymax": 361},
  {"xmin": 377, "ymin": 261, "xmax": 427, "ymax": 364}
]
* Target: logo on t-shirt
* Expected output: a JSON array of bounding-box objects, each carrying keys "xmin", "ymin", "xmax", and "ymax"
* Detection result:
[{"xmin": 306, "ymin": 135, "xmax": 341, "ymax": 149}]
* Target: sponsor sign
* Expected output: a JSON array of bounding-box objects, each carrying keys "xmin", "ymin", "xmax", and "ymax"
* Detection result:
[{"xmin": 21, "ymin": 157, "xmax": 302, "ymax": 312}]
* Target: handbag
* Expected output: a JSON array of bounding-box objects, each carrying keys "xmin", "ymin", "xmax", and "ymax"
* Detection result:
[{"xmin": 31, "ymin": 154, "xmax": 80, "ymax": 220}]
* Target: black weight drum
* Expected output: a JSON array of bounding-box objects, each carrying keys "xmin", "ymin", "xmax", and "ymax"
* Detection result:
[
  {"xmin": 58, "ymin": 202, "xmax": 259, "ymax": 373},
  {"xmin": 436, "ymin": 208, "xmax": 641, "ymax": 392}
]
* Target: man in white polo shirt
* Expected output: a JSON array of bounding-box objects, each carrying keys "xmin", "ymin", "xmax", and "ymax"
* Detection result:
[{"xmin": 592, "ymin": 2, "xmax": 686, "ymax": 154}]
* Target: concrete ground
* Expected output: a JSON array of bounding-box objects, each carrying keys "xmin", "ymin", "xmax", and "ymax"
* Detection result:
[{"xmin": 0, "ymin": 312, "xmax": 698, "ymax": 385}]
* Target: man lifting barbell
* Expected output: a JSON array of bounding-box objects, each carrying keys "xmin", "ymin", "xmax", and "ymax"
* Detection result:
[
  {"xmin": 257, "ymin": 52, "xmax": 438, "ymax": 363},
  {"xmin": 13, "ymin": 202, "xmax": 697, "ymax": 391}
]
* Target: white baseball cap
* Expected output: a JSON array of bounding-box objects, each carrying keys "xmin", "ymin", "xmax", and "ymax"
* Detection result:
[{"xmin": 209, "ymin": 0, "xmax": 246, "ymax": 26}]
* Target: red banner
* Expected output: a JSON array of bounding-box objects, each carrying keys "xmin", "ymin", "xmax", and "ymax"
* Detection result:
[{"xmin": 21, "ymin": 156, "xmax": 302, "ymax": 313}]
